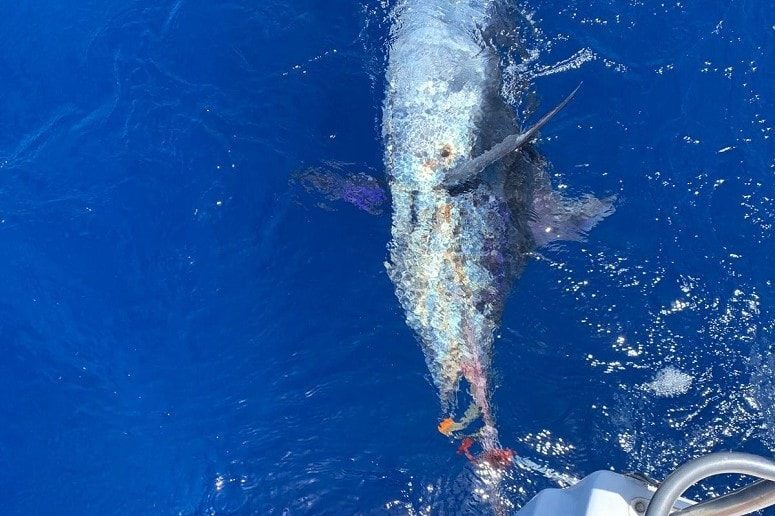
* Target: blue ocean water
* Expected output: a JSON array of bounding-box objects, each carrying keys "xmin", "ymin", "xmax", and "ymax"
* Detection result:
[{"xmin": 0, "ymin": 0, "xmax": 773, "ymax": 514}]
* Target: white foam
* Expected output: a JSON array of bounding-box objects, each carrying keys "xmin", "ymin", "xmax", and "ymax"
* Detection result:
[{"xmin": 643, "ymin": 366, "xmax": 693, "ymax": 397}]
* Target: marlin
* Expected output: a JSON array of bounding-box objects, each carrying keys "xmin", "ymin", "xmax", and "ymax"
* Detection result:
[
  {"xmin": 381, "ymin": 0, "xmax": 614, "ymax": 457},
  {"xmin": 296, "ymin": 0, "xmax": 614, "ymax": 460}
]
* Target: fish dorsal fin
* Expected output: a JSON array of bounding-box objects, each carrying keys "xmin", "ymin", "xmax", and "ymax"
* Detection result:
[{"xmin": 442, "ymin": 83, "xmax": 582, "ymax": 189}]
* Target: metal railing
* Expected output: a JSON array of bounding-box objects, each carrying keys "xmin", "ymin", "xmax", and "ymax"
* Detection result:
[{"xmin": 645, "ymin": 452, "xmax": 775, "ymax": 516}]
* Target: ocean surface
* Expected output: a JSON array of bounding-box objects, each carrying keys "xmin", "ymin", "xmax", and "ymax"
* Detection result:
[{"xmin": 1, "ymin": 0, "xmax": 773, "ymax": 514}]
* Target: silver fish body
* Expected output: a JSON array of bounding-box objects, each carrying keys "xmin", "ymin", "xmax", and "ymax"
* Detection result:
[
  {"xmin": 384, "ymin": 0, "xmax": 524, "ymax": 444},
  {"xmin": 383, "ymin": 0, "xmax": 613, "ymax": 449}
]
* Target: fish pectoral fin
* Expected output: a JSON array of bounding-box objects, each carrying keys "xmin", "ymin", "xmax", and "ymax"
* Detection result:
[
  {"xmin": 529, "ymin": 190, "xmax": 617, "ymax": 247},
  {"xmin": 291, "ymin": 163, "xmax": 388, "ymax": 215},
  {"xmin": 442, "ymin": 83, "xmax": 582, "ymax": 189}
]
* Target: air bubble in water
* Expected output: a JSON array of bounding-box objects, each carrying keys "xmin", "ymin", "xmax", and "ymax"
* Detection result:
[{"xmin": 643, "ymin": 367, "xmax": 693, "ymax": 397}]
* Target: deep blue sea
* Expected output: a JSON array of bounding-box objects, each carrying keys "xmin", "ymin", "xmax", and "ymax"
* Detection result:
[{"xmin": 1, "ymin": 0, "xmax": 773, "ymax": 514}]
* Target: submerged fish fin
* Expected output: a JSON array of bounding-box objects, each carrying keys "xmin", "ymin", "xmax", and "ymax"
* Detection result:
[
  {"xmin": 291, "ymin": 162, "xmax": 388, "ymax": 215},
  {"xmin": 442, "ymin": 83, "xmax": 582, "ymax": 189},
  {"xmin": 529, "ymin": 189, "xmax": 617, "ymax": 247}
]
